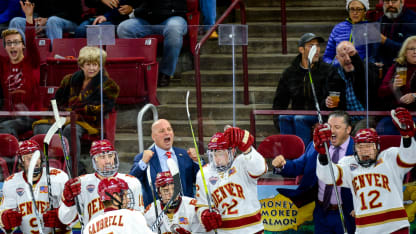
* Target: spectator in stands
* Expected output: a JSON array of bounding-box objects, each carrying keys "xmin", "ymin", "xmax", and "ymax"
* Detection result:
[
  {"xmin": 271, "ymin": 110, "xmax": 356, "ymax": 234},
  {"xmin": 272, "ymin": 33, "xmax": 344, "ymax": 145},
  {"xmin": 329, "ymin": 41, "xmax": 381, "ymax": 130},
  {"xmin": 0, "ymin": 0, "xmax": 23, "ymax": 32},
  {"xmin": 117, "ymin": 0, "xmax": 188, "ymax": 87},
  {"xmin": 130, "ymin": 119, "xmax": 200, "ymax": 207},
  {"xmin": 8, "ymin": 0, "xmax": 82, "ymax": 43},
  {"xmin": 0, "ymin": 1, "xmax": 40, "ymax": 137},
  {"xmin": 323, "ymin": 0, "xmax": 375, "ymax": 67},
  {"xmin": 377, "ymin": 35, "xmax": 416, "ymax": 134},
  {"xmin": 74, "ymin": 0, "xmax": 130, "ymax": 38},
  {"xmin": 376, "ymin": 0, "xmax": 416, "ymax": 74},
  {"xmin": 33, "ymin": 46, "xmax": 120, "ymax": 173},
  {"xmin": 200, "ymin": 0, "xmax": 218, "ymax": 39}
]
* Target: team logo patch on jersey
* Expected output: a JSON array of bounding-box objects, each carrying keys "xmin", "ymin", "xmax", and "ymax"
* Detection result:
[
  {"xmin": 179, "ymin": 217, "xmax": 189, "ymax": 224},
  {"xmin": 87, "ymin": 184, "xmax": 95, "ymax": 193},
  {"xmin": 16, "ymin": 187, "xmax": 24, "ymax": 196},
  {"xmin": 40, "ymin": 186, "xmax": 48, "ymax": 193},
  {"xmin": 228, "ymin": 167, "xmax": 236, "ymax": 176},
  {"xmin": 375, "ymin": 158, "xmax": 383, "ymax": 167},
  {"xmin": 350, "ymin": 163, "xmax": 358, "ymax": 171},
  {"xmin": 209, "ymin": 176, "xmax": 219, "ymax": 185}
]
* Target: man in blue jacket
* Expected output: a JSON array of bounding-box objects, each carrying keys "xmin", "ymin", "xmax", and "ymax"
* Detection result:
[
  {"xmin": 130, "ymin": 119, "xmax": 200, "ymax": 207},
  {"xmin": 272, "ymin": 110, "xmax": 356, "ymax": 234}
]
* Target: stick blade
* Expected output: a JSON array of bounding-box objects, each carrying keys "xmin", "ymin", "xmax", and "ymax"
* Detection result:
[
  {"xmin": 28, "ymin": 150, "xmax": 40, "ymax": 185},
  {"xmin": 186, "ymin": 90, "xmax": 190, "ymax": 118}
]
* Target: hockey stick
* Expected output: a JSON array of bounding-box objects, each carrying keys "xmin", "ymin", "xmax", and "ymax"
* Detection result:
[
  {"xmin": 50, "ymin": 99, "xmax": 84, "ymax": 229},
  {"xmin": 186, "ymin": 91, "xmax": 217, "ymax": 234},
  {"xmin": 27, "ymin": 150, "xmax": 44, "ymax": 234},
  {"xmin": 42, "ymin": 117, "xmax": 66, "ymax": 234},
  {"xmin": 150, "ymin": 156, "xmax": 182, "ymax": 231},
  {"xmin": 145, "ymin": 143, "xmax": 161, "ymax": 234},
  {"xmin": 307, "ymin": 45, "xmax": 347, "ymax": 234}
]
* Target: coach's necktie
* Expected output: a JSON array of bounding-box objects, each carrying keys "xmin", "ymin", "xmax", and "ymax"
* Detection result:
[
  {"xmin": 322, "ymin": 147, "xmax": 340, "ymax": 211},
  {"xmin": 166, "ymin": 151, "xmax": 172, "ymax": 159}
]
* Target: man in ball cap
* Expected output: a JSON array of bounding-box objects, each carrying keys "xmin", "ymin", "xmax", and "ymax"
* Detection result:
[{"xmin": 272, "ymin": 32, "xmax": 345, "ymax": 145}]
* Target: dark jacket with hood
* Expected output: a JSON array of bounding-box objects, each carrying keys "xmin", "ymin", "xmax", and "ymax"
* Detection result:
[{"xmin": 272, "ymin": 54, "xmax": 345, "ymax": 128}]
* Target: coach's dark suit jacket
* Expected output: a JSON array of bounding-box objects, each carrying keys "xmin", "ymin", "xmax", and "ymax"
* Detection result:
[
  {"xmin": 277, "ymin": 137, "xmax": 355, "ymax": 233},
  {"xmin": 130, "ymin": 146, "xmax": 200, "ymax": 207}
]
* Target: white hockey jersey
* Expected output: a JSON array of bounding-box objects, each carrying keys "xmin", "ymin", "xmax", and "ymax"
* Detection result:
[
  {"xmin": 0, "ymin": 167, "xmax": 69, "ymax": 233},
  {"xmin": 59, "ymin": 172, "xmax": 144, "ymax": 225},
  {"xmin": 144, "ymin": 196, "xmax": 204, "ymax": 233},
  {"xmin": 83, "ymin": 208, "xmax": 155, "ymax": 234},
  {"xmin": 316, "ymin": 137, "xmax": 416, "ymax": 234},
  {"xmin": 195, "ymin": 147, "xmax": 267, "ymax": 234}
]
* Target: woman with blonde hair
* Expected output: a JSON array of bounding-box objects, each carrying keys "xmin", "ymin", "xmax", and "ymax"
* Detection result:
[
  {"xmin": 377, "ymin": 35, "xmax": 416, "ymax": 134},
  {"xmin": 33, "ymin": 46, "xmax": 120, "ymax": 173}
]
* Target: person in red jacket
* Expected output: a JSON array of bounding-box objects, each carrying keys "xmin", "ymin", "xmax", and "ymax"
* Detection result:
[{"xmin": 0, "ymin": 0, "xmax": 40, "ymax": 137}]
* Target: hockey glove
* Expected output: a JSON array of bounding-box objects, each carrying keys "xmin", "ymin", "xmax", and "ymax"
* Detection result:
[
  {"xmin": 313, "ymin": 123, "xmax": 331, "ymax": 155},
  {"xmin": 43, "ymin": 208, "xmax": 67, "ymax": 229},
  {"xmin": 175, "ymin": 227, "xmax": 191, "ymax": 234},
  {"xmin": 200, "ymin": 209, "xmax": 222, "ymax": 232},
  {"xmin": 224, "ymin": 127, "xmax": 254, "ymax": 152},
  {"xmin": 392, "ymin": 107, "xmax": 415, "ymax": 137},
  {"xmin": 63, "ymin": 178, "xmax": 81, "ymax": 206},
  {"xmin": 1, "ymin": 209, "xmax": 22, "ymax": 230}
]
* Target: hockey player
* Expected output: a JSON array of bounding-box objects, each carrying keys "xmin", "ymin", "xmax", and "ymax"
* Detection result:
[
  {"xmin": 83, "ymin": 177, "xmax": 154, "ymax": 234},
  {"xmin": 195, "ymin": 127, "xmax": 267, "ymax": 233},
  {"xmin": 144, "ymin": 171, "xmax": 203, "ymax": 234},
  {"xmin": 58, "ymin": 139, "xmax": 144, "ymax": 226},
  {"xmin": 0, "ymin": 140, "xmax": 69, "ymax": 233},
  {"xmin": 316, "ymin": 107, "xmax": 416, "ymax": 234}
]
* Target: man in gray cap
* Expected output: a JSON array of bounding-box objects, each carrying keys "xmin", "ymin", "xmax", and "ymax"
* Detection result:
[{"xmin": 272, "ymin": 32, "xmax": 345, "ymax": 145}]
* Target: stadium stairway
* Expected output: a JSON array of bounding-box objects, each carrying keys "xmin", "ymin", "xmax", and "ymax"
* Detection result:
[{"xmin": 113, "ymin": 0, "xmax": 378, "ymax": 173}]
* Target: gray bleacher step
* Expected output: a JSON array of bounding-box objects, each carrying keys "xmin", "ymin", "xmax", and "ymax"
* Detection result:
[
  {"xmin": 156, "ymin": 86, "xmax": 276, "ymax": 104},
  {"xmin": 200, "ymin": 37, "xmax": 318, "ymax": 54},
  {"xmin": 116, "ymin": 103, "xmax": 272, "ymax": 130},
  {"xmin": 247, "ymin": 0, "xmax": 345, "ymax": 7},
  {"xmin": 175, "ymin": 69, "xmax": 281, "ymax": 86},
  {"xmin": 199, "ymin": 53, "xmax": 297, "ymax": 70},
  {"xmin": 245, "ymin": 22, "xmax": 336, "ymax": 38},
  {"xmin": 237, "ymin": 7, "xmax": 346, "ymax": 22}
]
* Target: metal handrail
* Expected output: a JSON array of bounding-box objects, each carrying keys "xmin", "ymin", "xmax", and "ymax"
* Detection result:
[
  {"xmin": 249, "ymin": 109, "xmax": 416, "ymax": 146},
  {"xmin": 137, "ymin": 104, "xmax": 158, "ymax": 153},
  {"xmin": 194, "ymin": 0, "xmax": 247, "ymax": 153}
]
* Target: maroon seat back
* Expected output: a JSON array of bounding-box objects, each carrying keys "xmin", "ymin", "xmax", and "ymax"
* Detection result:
[
  {"xmin": 379, "ymin": 135, "xmax": 401, "ymax": 152},
  {"xmin": 30, "ymin": 134, "xmax": 69, "ymax": 170},
  {"xmin": 257, "ymin": 134, "xmax": 305, "ymax": 160},
  {"xmin": 0, "ymin": 134, "xmax": 20, "ymax": 179}
]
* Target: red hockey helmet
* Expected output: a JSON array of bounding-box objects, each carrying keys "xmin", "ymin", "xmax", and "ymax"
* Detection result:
[
  {"xmin": 90, "ymin": 139, "xmax": 119, "ymax": 177},
  {"xmin": 208, "ymin": 132, "xmax": 229, "ymax": 150},
  {"xmin": 18, "ymin": 140, "xmax": 41, "ymax": 157},
  {"xmin": 155, "ymin": 171, "xmax": 174, "ymax": 189},
  {"xmin": 354, "ymin": 128, "xmax": 380, "ymax": 145},
  {"xmin": 98, "ymin": 177, "xmax": 128, "ymax": 201},
  {"xmin": 90, "ymin": 139, "xmax": 115, "ymax": 156}
]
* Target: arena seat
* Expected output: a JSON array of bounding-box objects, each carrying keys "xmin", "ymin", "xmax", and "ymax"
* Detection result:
[
  {"xmin": 51, "ymin": 38, "xmax": 87, "ymax": 58},
  {"xmin": 379, "ymin": 135, "xmax": 401, "ymax": 152},
  {"xmin": 0, "ymin": 134, "xmax": 20, "ymax": 180},
  {"xmin": 257, "ymin": 134, "xmax": 305, "ymax": 184},
  {"xmin": 30, "ymin": 134, "xmax": 69, "ymax": 171},
  {"xmin": 106, "ymin": 38, "xmax": 159, "ymax": 105},
  {"xmin": 80, "ymin": 108, "xmax": 117, "ymax": 146}
]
